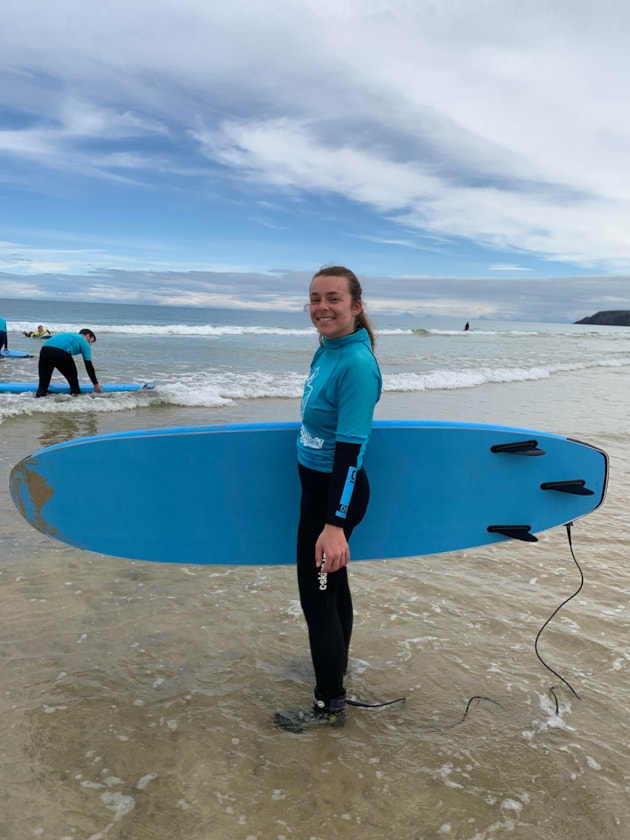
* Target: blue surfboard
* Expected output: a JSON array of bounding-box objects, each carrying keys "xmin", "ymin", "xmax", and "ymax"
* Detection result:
[
  {"xmin": 0, "ymin": 382, "xmax": 154, "ymax": 394},
  {"xmin": 9, "ymin": 420, "xmax": 608, "ymax": 565},
  {"xmin": 1, "ymin": 348, "xmax": 34, "ymax": 358}
]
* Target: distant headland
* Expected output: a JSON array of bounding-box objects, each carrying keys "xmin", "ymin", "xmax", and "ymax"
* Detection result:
[{"xmin": 575, "ymin": 310, "xmax": 630, "ymax": 326}]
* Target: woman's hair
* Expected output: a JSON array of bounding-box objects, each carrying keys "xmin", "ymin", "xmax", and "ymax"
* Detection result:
[{"xmin": 311, "ymin": 265, "xmax": 377, "ymax": 349}]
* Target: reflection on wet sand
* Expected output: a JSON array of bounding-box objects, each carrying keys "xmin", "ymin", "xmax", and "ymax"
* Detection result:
[{"xmin": 38, "ymin": 412, "xmax": 99, "ymax": 448}]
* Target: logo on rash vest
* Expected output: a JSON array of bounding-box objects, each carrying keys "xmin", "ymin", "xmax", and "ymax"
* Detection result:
[
  {"xmin": 299, "ymin": 426, "xmax": 324, "ymax": 449},
  {"xmin": 301, "ymin": 366, "xmax": 319, "ymax": 414}
]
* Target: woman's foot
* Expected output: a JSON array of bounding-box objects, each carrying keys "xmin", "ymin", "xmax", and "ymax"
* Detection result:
[
  {"xmin": 273, "ymin": 705, "xmax": 345, "ymax": 733},
  {"xmin": 273, "ymin": 689, "xmax": 346, "ymax": 733}
]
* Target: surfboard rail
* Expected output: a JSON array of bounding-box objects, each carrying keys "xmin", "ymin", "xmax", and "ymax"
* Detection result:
[{"xmin": 0, "ymin": 382, "xmax": 155, "ymax": 394}]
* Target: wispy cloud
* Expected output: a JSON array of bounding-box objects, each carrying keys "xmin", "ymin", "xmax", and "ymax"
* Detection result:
[{"xmin": 1, "ymin": 0, "xmax": 630, "ymax": 294}]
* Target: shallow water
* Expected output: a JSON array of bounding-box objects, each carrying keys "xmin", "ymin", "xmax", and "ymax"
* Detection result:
[{"xmin": 2, "ymin": 366, "xmax": 629, "ymax": 840}]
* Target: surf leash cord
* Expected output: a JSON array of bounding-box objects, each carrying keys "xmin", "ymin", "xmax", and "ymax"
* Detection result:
[
  {"xmin": 533, "ymin": 521, "xmax": 582, "ymax": 714},
  {"xmin": 347, "ymin": 521, "xmax": 583, "ymax": 728},
  {"xmin": 419, "ymin": 521, "xmax": 584, "ymax": 730},
  {"xmin": 346, "ymin": 696, "xmax": 406, "ymax": 710}
]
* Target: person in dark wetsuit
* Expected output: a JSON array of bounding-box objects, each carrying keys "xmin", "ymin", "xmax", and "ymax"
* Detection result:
[
  {"xmin": 36, "ymin": 329, "xmax": 103, "ymax": 397},
  {"xmin": 274, "ymin": 266, "xmax": 382, "ymax": 732}
]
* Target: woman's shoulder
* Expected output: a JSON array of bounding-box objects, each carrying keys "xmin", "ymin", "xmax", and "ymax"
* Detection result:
[
  {"xmin": 338, "ymin": 341, "xmax": 380, "ymax": 381},
  {"xmin": 345, "ymin": 331, "xmax": 378, "ymax": 359}
]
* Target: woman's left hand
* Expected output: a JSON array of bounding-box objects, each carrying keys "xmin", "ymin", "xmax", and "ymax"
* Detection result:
[{"xmin": 315, "ymin": 524, "xmax": 350, "ymax": 573}]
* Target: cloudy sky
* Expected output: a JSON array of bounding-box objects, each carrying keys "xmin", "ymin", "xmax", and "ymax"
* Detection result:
[{"xmin": 1, "ymin": 0, "xmax": 630, "ymax": 320}]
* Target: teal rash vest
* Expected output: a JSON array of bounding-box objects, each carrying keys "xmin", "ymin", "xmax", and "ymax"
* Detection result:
[{"xmin": 297, "ymin": 327, "xmax": 382, "ymax": 473}]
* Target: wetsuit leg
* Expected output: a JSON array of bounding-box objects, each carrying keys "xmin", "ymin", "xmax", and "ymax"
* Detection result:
[
  {"xmin": 37, "ymin": 347, "xmax": 80, "ymax": 396},
  {"xmin": 0, "ymin": 330, "xmax": 7, "ymax": 352},
  {"xmin": 296, "ymin": 463, "xmax": 370, "ymax": 702},
  {"xmin": 37, "ymin": 346, "xmax": 56, "ymax": 396}
]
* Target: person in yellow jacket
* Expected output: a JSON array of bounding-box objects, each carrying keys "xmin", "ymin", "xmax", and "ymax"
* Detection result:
[{"xmin": 24, "ymin": 325, "xmax": 52, "ymax": 338}]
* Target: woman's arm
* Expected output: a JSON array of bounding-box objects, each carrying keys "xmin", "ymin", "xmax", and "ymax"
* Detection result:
[{"xmin": 314, "ymin": 441, "xmax": 361, "ymax": 573}]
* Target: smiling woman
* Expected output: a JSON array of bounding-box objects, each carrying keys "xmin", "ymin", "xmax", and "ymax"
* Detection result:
[{"xmin": 274, "ymin": 265, "xmax": 382, "ymax": 733}]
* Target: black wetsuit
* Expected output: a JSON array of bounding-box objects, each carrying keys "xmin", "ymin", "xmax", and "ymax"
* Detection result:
[
  {"xmin": 37, "ymin": 344, "xmax": 98, "ymax": 397},
  {"xmin": 296, "ymin": 327, "xmax": 381, "ymax": 709},
  {"xmin": 296, "ymin": 444, "xmax": 370, "ymax": 702}
]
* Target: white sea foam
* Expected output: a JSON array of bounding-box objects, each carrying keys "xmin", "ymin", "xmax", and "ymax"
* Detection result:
[
  {"xmin": 11, "ymin": 320, "xmax": 317, "ymax": 337},
  {"xmin": 4, "ymin": 352, "xmax": 630, "ymax": 423},
  {"xmin": 383, "ymin": 357, "xmax": 629, "ymax": 393},
  {"xmin": 10, "ymin": 319, "xmax": 600, "ymax": 338},
  {"xmin": 0, "ymin": 389, "xmax": 157, "ymax": 424}
]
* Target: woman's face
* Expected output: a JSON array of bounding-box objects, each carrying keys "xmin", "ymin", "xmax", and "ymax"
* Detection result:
[{"xmin": 308, "ymin": 275, "xmax": 362, "ymax": 341}]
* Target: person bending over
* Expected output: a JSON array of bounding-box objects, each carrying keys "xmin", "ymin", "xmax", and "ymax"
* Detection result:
[{"xmin": 36, "ymin": 329, "xmax": 103, "ymax": 397}]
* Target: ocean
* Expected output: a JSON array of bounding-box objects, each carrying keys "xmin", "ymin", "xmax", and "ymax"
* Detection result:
[{"xmin": 1, "ymin": 296, "xmax": 629, "ymax": 840}]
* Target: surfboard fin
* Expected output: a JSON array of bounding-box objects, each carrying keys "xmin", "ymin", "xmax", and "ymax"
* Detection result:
[
  {"xmin": 540, "ymin": 479, "xmax": 594, "ymax": 496},
  {"xmin": 487, "ymin": 524, "xmax": 538, "ymax": 542},
  {"xmin": 490, "ymin": 440, "xmax": 546, "ymax": 456}
]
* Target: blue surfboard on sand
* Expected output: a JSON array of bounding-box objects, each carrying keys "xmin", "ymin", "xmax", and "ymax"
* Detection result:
[
  {"xmin": 1, "ymin": 348, "xmax": 34, "ymax": 358},
  {"xmin": 9, "ymin": 420, "xmax": 608, "ymax": 565},
  {"xmin": 0, "ymin": 382, "xmax": 154, "ymax": 394}
]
